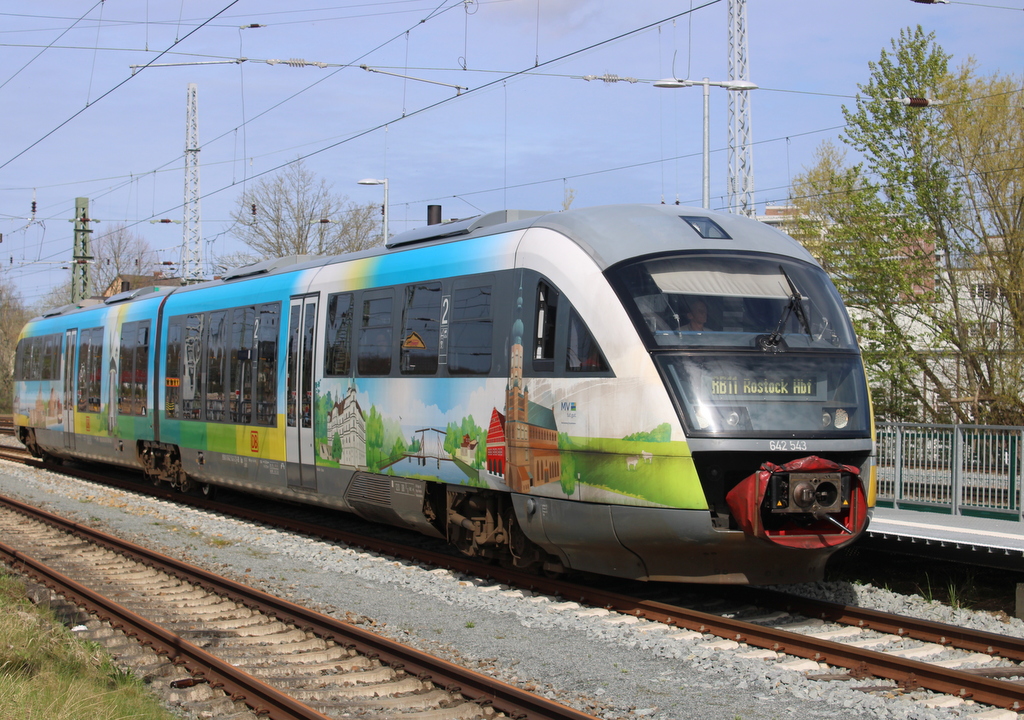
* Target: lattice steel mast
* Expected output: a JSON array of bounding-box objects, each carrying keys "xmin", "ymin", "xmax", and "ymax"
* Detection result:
[
  {"xmin": 727, "ymin": 0, "xmax": 755, "ymax": 216},
  {"xmin": 182, "ymin": 83, "xmax": 203, "ymax": 282},
  {"xmin": 71, "ymin": 197, "xmax": 93, "ymax": 303}
]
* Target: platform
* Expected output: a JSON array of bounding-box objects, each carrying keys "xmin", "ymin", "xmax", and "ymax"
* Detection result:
[{"xmin": 862, "ymin": 506, "xmax": 1024, "ymax": 572}]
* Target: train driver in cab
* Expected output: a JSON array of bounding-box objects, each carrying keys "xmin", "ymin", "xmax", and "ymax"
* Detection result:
[{"xmin": 680, "ymin": 299, "xmax": 710, "ymax": 332}]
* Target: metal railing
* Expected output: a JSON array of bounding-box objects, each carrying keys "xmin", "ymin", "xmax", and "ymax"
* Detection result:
[{"xmin": 876, "ymin": 422, "xmax": 1022, "ymax": 519}]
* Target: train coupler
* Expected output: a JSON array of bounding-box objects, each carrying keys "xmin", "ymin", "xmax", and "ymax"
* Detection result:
[{"xmin": 725, "ymin": 455, "xmax": 868, "ymax": 548}]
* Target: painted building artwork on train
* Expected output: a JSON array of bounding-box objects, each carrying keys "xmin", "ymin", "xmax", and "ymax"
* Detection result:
[{"xmin": 311, "ymin": 314, "xmax": 689, "ymax": 509}]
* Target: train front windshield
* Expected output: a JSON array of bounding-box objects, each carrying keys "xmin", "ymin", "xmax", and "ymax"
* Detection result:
[{"xmin": 610, "ymin": 252, "xmax": 870, "ymax": 438}]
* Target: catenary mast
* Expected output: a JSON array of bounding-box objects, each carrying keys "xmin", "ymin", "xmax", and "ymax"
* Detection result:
[
  {"xmin": 727, "ymin": 0, "xmax": 755, "ymax": 216},
  {"xmin": 182, "ymin": 83, "xmax": 203, "ymax": 282}
]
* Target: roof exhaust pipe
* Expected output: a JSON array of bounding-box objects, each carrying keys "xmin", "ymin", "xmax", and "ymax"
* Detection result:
[{"xmin": 427, "ymin": 205, "xmax": 442, "ymax": 225}]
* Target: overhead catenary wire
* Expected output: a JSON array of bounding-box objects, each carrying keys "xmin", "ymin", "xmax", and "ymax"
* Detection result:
[{"xmin": 0, "ymin": 0, "xmax": 243, "ymax": 173}]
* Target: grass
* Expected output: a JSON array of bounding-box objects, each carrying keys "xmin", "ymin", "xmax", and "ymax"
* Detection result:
[
  {"xmin": 0, "ymin": 571, "xmax": 178, "ymax": 720},
  {"xmin": 825, "ymin": 546, "xmax": 1021, "ymax": 615}
]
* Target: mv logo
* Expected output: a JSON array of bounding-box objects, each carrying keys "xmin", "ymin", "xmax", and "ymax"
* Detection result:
[{"xmin": 250, "ymin": 430, "xmax": 260, "ymax": 454}]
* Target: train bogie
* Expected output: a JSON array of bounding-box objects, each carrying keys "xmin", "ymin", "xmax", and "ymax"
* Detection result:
[{"xmin": 13, "ymin": 205, "xmax": 875, "ymax": 584}]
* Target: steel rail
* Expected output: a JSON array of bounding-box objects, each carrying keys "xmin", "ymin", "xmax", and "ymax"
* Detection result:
[
  {"xmin": 0, "ymin": 493, "xmax": 601, "ymax": 720},
  {"xmin": 6, "ymin": 452, "xmax": 1024, "ymax": 710},
  {"xmin": 740, "ymin": 587, "xmax": 1024, "ymax": 663},
  {"xmin": 0, "ymin": 541, "xmax": 334, "ymax": 720}
]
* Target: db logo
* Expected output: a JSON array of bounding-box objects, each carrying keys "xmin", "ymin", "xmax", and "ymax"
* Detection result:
[{"xmin": 250, "ymin": 430, "xmax": 259, "ymax": 453}]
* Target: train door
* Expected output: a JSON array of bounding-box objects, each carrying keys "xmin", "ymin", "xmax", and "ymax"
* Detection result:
[
  {"xmin": 285, "ymin": 295, "xmax": 319, "ymax": 492},
  {"xmin": 62, "ymin": 329, "xmax": 76, "ymax": 450}
]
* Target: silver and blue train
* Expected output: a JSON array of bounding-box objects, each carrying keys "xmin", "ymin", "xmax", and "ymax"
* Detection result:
[{"xmin": 13, "ymin": 204, "xmax": 876, "ymax": 584}]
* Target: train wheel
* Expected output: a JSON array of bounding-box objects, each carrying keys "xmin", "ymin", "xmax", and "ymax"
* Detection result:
[
  {"xmin": 40, "ymin": 450, "xmax": 64, "ymax": 466},
  {"xmin": 200, "ymin": 483, "xmax": 217, "ymax": 500}
]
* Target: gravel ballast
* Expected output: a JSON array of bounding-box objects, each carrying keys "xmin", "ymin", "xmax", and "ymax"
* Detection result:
[{"xmin": 0, "ymin": 454, "xmax": 1020, "ymax": 720}]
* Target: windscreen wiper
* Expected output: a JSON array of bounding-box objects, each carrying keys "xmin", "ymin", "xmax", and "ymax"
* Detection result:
[{"xmin": 760, "ymin": 265, "xmax": 813, "ymax": 350}]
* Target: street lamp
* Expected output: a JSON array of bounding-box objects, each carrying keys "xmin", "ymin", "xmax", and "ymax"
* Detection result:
[
  {"xmin": 654, "ymin": 77, "xmax": 758, "ymax": 209},
  {"xmin": 357, "ymin": 178, "xmax": 389, "ymax": 240}
]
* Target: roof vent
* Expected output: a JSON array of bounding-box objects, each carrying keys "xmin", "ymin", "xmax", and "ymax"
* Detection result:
[
  {"xmin": 222, "ymin": 254, "xmax": 316, "ymax": 281},
  {"xmin": 386, "ymin": 209, "xmax": 550, "ymax": 249}
]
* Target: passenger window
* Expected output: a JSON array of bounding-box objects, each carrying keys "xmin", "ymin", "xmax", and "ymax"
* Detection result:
[
  {"xmin": 119, "ymin": 323, "xmax": 135, "ymax": 415},
  {"xmin": 165, "ymin": 317, "xmax": 183, "ymax": 419},
  {"xmin": 183, "ymin": 314, "xmax": 204, "ymax": 420},
  {"xmin": 566, "ymin": 308, "xmax": 608, "ymax": 373},
  {"xmin": 205, "ymin": 311, "xmax": 228, "ymax": 422},
  {"xmin": 401, "ymin": 282, "xmax": 441, "ymax": 375},
  {"xmin": 134, "ymin": 322, "xmax": 149, "ymax": 415},
  {"xmin": 229, "ymin": 306, "xmax": 256, "ymax": 424},
  {"xmin": 358, "ymin": 293, "xmax": 393, "ymax": 375},
  {"xmin": 29, "ymin": 336, "xmax": 43, "ymax": 381},
  {"xmin": 449, "ymin": 283, "xmax": 492, "ymax": 375},
  {"xmin": 287, "ymin": 304, "xmax": 301, "ymax": 427},
  {"xmin": 41, "ymin": 334, "xmax": 57, "ymax": 380},
  {"xmin": 324, "ymin": 293, "xmax": 353, "ymax": 377},
  {"xmin": 13, "ymin": 338, "xmax": 26, "ymax": 380},
  {"xmin": 254, "ymin": 302, "xmax": 279, "ymax": 426},
  {"xmin": 77, "ymin": 327, "xmax": 103, "ymax": 413},
  {"xmin": 533, "ymin": 280, "xmax": 558, "ymax": 372}
]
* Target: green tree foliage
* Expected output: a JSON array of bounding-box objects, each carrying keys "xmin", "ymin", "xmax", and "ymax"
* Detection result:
[
  {"xmin": 558, "ymin": 432, "xmax": 577, "ymax": 496},
  {"xmin": 444, "ymin": 415, "xmax": 487, "ymax": 468},
  {"xmin": 364, "ymin": 405, "xmax": 386, "ymax": 471},
  {"xmin": 792, "ymin": 26, "xmax": 1024, "ymax": 424},
  {"xmin": 331, "ymin": 431, "xmax": 342, "ymax": 461},
  {"xmin": 622, "ymin": 423, "xmax": 672, "ymax": 443}
]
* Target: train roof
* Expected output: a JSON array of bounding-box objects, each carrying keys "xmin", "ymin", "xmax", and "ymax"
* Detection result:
[
  {"xmin": 382, "ymin": 203, "xmax": 814, "ymax": 270},
  {"xmin": 28, "ymin": 205, "xmax": 813, "ymax": 321}
]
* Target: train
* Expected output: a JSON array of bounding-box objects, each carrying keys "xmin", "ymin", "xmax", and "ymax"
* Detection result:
[{"xmin": 12, "ymin": 204, "xmax": 875, "ymax": 584}]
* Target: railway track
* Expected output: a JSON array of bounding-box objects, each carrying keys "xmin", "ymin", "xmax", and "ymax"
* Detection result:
[
  {"xmin": 3, "ymin": 441, "xmax": 1024, "ymax": 716},
  {"xmin": 0, "ymin": 492, "xmax": 600, "ymax": 720}
]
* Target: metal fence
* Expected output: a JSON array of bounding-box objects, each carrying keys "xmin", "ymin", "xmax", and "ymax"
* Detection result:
[{"xmin": 876, "ymin": 422, "xmax": 1022, "ymax": 519}]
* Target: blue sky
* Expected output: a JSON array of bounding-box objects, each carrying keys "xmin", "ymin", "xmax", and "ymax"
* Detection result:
[{"xmin": 1, "ymin": 0, "xmax": 1020, "ymax": 306}]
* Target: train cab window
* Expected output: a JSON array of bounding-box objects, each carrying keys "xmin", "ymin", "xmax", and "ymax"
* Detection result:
[
  {"xmin": 165, "ymin": 317, "xmax": 183, "ymax": 419},
  {"xmin": 205, "ymin": 311, "xmax": 228, "ymax": 422},
  {"xmin": 76, "ymin": 327, "xmax": 103, "ymax": 413},
  {"xmin": 358, "ymin": 292, "xmax": 393, "ymax": 376},
  {"xmin": 401, "ymin": 282, "xmax": 441, "ymax": 375},
  {"xmin": 533, "ymin": 280, "xmax": 558, "ymax": 372},
  {"xmin": 566, "ymin": 308, "xmax": 608, "ymax": 373},
  {"xmin": 324, "ymin": 293, "xmax": 354, "ymax": 377},
  {"xmin": 229, "ymin": 306, "xmax": 256, "ymax": 424},
  {"xmin": 449, "ymin": 282, "xmax": 493, "ymax": 375},
  {"xmin": 254, "ymin": 302, "xmax": 279, "ymax": 426}
]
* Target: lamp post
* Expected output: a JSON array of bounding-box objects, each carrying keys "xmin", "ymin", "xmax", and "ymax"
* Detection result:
[
  {"xmin": 654, "ymin": 77, "xmax": 757, "ymax": 209},
  {"xmin": 358, "ymin": 178, "xmax": 389, "ymax": 240}
]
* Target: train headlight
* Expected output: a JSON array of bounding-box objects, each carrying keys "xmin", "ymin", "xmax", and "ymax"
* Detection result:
[
  {"xmin": 726, "ymin": 411, "xmax": 741, "ymax": 427},
  {"xmin": 835, "ymin": 408, "xmax": 849, "ymax": 429},
  {"xmin": 821, "ymin": 412, "xmax": 832, "ymax": 428}
]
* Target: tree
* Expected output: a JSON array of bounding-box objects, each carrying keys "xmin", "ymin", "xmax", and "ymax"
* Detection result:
[
  {"xmin": 224, "ymin": 159, "xmax": 383, "ymax": 267},
  {"xmin": 91, "ymin": 223, "xmax": 160, "ymax": 294},
  {"xmin": 0, "ymin": 273, "xmax": 28, "ymax": 412},
  {"xmin": 35, "ymin": 223, "xmax": 159, "ymax": 310},
  {"xmin": 791, "ymin": 26, "xmax": 1024, "ymax": 424}
]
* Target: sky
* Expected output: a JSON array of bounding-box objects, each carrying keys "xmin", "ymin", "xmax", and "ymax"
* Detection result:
[{"xmin": 0, "ymin": 0, "xmax": 1020, "ymax": 308}]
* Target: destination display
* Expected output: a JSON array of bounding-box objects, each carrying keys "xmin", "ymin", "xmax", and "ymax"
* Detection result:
[{"xmin": 708, "ymin": 375, "xmax": 823, "ymax": 399}]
